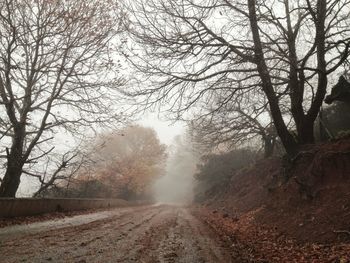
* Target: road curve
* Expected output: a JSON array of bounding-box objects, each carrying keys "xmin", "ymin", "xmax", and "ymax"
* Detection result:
[{"xmin": 0, "ymin": 205, "xmax": 234, "ymax": 263}]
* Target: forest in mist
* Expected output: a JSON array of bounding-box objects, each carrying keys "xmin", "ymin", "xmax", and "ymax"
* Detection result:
[{"xmin": 0, "ymin": 0, "xmax": 350, "ymax": 201}]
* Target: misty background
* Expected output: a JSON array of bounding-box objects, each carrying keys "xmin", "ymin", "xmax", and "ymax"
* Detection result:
[
  {"xmin": 153, "ymin": 135, "xmax": 197, "ymax": 204},
  {"xmin": 1, "ymin": 0, "xmax": 350, "ymax": 204}
]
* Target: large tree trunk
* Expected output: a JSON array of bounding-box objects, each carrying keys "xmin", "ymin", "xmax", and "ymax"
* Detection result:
[
  {"xmin": 298, "ymin": 119, "xmax": 315, "ymax": 144},
  {"xmin": 0, "ymin": 159, "xmax": 24, "ymax": 197},
  {"xmin": 297, "ymin": 0, "xmax": 328, "ymax": 145},
  {"xmin": 0, "ymin": 124, "xmax": 26, "ymax": 197},
  {"xmin": 302, "ymin": 0, "xmax": 328, "ymax": 144},
  {"xmin": 248, "ymin": 0, "xmax": 298, "ymax": 156}
]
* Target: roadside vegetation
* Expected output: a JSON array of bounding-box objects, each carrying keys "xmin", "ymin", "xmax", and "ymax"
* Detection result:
[{"xmin": 37, "ymin": 125, "xmax": 167, "ymax": 200}]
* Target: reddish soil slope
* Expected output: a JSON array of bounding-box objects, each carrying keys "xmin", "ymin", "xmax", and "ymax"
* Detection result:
[{"xmin": 197, "ymin": 138, "xmax": 350, "ymax": 262}]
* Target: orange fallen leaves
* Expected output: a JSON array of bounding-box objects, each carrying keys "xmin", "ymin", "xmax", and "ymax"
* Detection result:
[{"xmin": 193, "ymin": 207, "xmax": 350, "ymax": 263}]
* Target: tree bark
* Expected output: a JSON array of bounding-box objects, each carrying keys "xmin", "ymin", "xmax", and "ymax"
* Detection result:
[
  {"xmin": 0, "ymin": 124, "xmax": 25, "ymax": 197},
  {"xmin": 303, "ymin": 0, "xmax": 328, "ymax": 143},
  {"xmin": 298, "ymin": 120, "xmax": 315, "ymax": 144},
  {"xmin": 0, "ymin": 162, "xmax": 23, "ymax": 197},
  {"xmin": 247, "ymin": 0, "xmax": 298, "ymax": 156}
]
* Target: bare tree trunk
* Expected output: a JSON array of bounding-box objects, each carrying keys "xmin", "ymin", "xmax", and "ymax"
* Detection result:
[
  {"xmin": 247, "ymin": 0, "xmax": 298, "ymax": 156},
  {"xmin": 0, "ymin": 146, "xmax": 25, "ymax": 197},
  {"xmin": 0, "ymin": 163, "xmax": 23, "ymax": 197},
  {"xmin": 0, "ymin": 123, "xmax": 26, "ymax": 197},
  {"xmin": 263, "ymin": 136, "xmax": 275, "ymax": 158},
  {"xmin": 293, "ymin": 0, "xmax": 328, "ymax": 145},
  {"xmin": 298, "ymin": 120, "xmax": 315, "ymax": 144},
  {"xmin": 302, "ymin": 0, "xmax": 328, "ymax": 144}
]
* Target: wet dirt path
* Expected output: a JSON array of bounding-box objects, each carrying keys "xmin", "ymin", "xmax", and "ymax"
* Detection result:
[{"xmin": 0, "ymin": 205, "xmax": 234, "ymax": 263}]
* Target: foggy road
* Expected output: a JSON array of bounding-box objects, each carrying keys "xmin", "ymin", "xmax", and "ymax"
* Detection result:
[{"xmin": 0, "ymin": 205, "xmax": 234, "ymax": 263}]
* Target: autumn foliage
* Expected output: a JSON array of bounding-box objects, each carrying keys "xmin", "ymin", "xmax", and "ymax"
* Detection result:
[
  {"xmin": 42, "ymin": 125, "xmax": 167, "ymax": 199},
  {"xmin": 82, "ymin": 125, "xmax": 167, "ymax": 199}
]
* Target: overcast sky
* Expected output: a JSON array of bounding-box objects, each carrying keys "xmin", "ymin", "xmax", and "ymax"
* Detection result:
[{"xmin": 137, "ymin": 112, "xmax": 186, "ymax": 145}]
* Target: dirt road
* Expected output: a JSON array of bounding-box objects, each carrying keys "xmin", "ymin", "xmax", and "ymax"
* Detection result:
[{"xmin": 0, "ymin": 205, "xmax": 234, "ymax": 263}]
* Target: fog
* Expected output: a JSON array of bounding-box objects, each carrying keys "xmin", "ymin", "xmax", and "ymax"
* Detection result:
[{"xmin": 153, "ymin": 135, "xmax": 197, "ymax": 204}]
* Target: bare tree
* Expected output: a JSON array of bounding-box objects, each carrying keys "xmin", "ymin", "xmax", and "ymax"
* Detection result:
[
  {"xmin": 126, "ymin": 0, "xmax": 350, "ymax": 156},
  {"xmin": 31, "ymin": 149, "xmax": 88, "ymax": 197},
  {"xmin": 187, "ymin": 87, "xmax": 289, "ymax": 157},
  {"xmin": 0, "ymin": 0, "xmax": 127, "ymax": 197}
]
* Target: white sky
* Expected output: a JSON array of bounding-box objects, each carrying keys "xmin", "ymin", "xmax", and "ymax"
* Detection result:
[{"xmin": 137, "ymin": 112, "xmax": 186, "ymax": 145}]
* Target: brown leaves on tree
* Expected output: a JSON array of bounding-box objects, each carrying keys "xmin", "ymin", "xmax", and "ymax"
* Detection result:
[{"xmin": 77, "ymin": 125, "xmax": 167, "ymax": 199}]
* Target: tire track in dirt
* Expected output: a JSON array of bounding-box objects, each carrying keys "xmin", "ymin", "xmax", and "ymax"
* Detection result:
[
  {"xmin": 134, "ymin": 206, "xmax": 234, "ymax": 263},
  {"xmin": 0, "ymin": 205, "xmax": 162, "ymax": 263},
  {"xmin": 0, "ymin": 205, "xmax": 235, "ymax": 263}
]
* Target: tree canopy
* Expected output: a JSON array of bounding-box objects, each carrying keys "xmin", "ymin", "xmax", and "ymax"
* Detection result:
[
  {"xmin": 0, "ymin": 0, "xmax": 127, "ymax": 196},
  {"xmin": 126, "ymin": 0, "xmax": 350, "ymax": 156}
]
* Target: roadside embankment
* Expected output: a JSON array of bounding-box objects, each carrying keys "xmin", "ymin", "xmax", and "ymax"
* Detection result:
[
  {"xmin": 195, "ymin": 137, "xmax": 350, "ymax": 262},
  {"xmin": 0, "ymin": 198, "xmax": 134, "ymax": 218}
]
